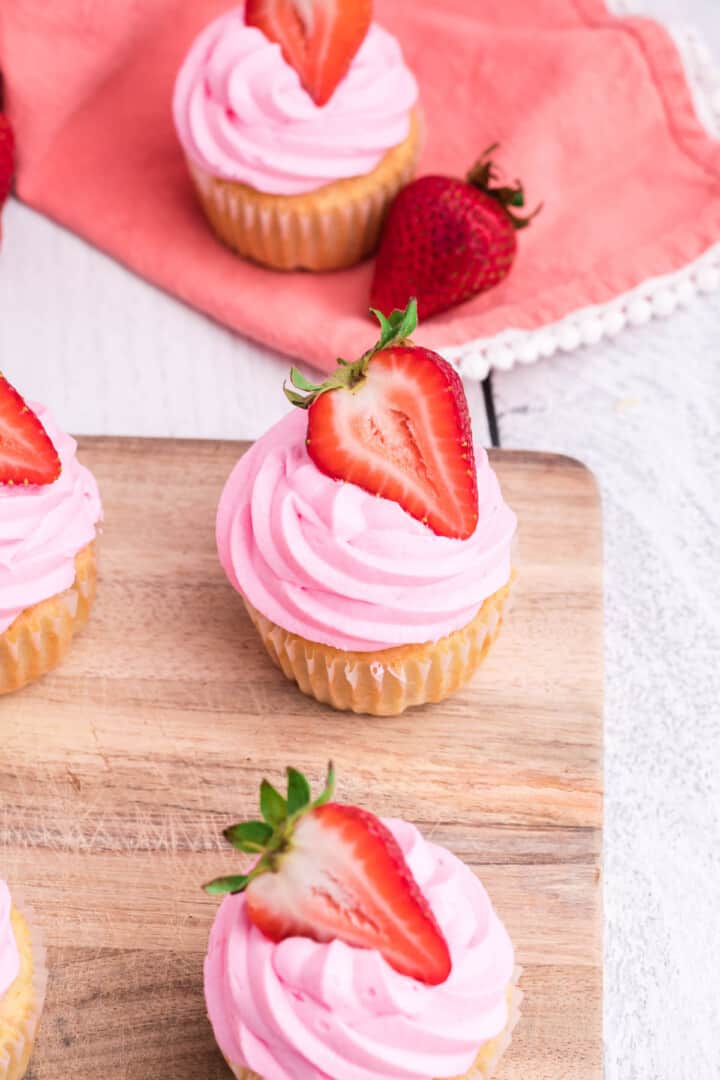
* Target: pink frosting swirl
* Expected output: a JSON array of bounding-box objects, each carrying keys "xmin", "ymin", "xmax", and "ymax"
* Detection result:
[
  {"xmin": 0, "ymin": 882, "xmax": 20, "ymax": 1000},
  {"xmin": 173, "ymin": 10, "xmax": 418, "ymax": 195},
  {"xmin": 0, "ymin": 407, "xmax": 102, "ymax": 634},
  {"xmin": 216, "ymin": 410, "xmax": 516, "ymax": 652},
  {"xmin": 205, "ymin": 819, "xmax": 514, "ymax": 1080}
]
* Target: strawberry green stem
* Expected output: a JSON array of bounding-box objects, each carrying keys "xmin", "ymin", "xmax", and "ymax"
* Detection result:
[
  {"xmin": 467, "ymin": 145, "xmax": 542, "ymax": 230},
  {"xmin": 284, "ymin": 299, "xmax": 418, "ymax": 410},
  {"xmin": 204, "ymin": 763, "xmax": 336, "ymax": 897}
]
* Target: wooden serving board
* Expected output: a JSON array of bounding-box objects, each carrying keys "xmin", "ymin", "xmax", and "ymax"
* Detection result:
[{"xmin": 0, "ymin": 438, "xmax": 603, "ymax": 1079}]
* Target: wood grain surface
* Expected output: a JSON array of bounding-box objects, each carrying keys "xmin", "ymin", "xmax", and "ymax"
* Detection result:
[{"xmin": 0, "ymin": 437, "xmax": 603, "ymax": 1080}]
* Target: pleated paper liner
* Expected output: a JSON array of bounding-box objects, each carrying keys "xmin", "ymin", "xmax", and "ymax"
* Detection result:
[
  {"xmin": 0, "ymin": 542, "xmax": 97, "ymax": 695},
  {"xmin": 187, "ymin": 111, "xmax": 422, "ymax": 272},
  {"xmin": 0, "ymin": 894, "xmax": 48, "ymax": 1080},
  {"xmin": 243, "ymin": 571, "xmax": 514, "ymax": 717}
]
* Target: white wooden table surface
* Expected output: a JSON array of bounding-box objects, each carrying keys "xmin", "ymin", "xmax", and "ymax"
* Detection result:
[{"xmin": 2, "ymin": 2, "xmax": 720, "ymax": 1077}]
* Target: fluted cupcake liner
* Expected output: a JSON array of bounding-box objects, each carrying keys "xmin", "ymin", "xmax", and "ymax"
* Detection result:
[
  {"xmin": 243, "ymin": 573, "xmax": 514, "ymax": 717},
  {"xmin": 0, "ymin": 542, "xmax": 97, "ymax": 695},
  {"xmin": 224, "ymin": 969, "xmax": 522, "ymax": 1080},
  {"xmin": 187, "ymin": 111, "xmax": 421, "ymax": 272},
  {"xmin": 0, "ymin": 894, "xmax": 48, "ymax": 1080}
]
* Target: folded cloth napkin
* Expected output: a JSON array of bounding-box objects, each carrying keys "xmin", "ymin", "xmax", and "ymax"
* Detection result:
[{"xmin": 2, "ymin": 0, "xmax": 719, "ymax": 373}]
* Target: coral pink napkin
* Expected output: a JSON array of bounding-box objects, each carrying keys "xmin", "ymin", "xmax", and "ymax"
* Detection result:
[{"xmin": 2, "ymin": 0, "xmax": 719, "ymax": 372}]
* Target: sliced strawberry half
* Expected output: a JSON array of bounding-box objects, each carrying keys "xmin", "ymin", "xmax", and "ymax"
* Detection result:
[
  {"xmin": 205, "ymin": 764, "xmax": 452, "ymax": 986},
  {"xmin": 245, "ymin": 0, "xmax": 372, "ymax": 107},
  {"xmin": 284, "ymin": 300, "xmax": 479, "ymax": 540},
  {"xmin": 0, "ymin": 374, "xmax": 61, "ymax": 486}
]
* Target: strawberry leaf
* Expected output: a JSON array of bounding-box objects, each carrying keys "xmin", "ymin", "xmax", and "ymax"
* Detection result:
[
  {"xmin": 287, "ymin": 768, "xmax": 311, "ymax": 816},
  {"xmin": 284, "ymin": 368, "xmax": 330, "ymax": 409},
  {"xmin": 206, "ymin": 764, "xmax": 339, "ymax": 903},
  {"xmin": 467, "ymin": 147, "xmax": 541, "ymax": 230},
  {"xmin": 204, "ymin": 874, "xmax": 250, "ymax": 895},
  {"xmin": 284, "ymin": 299, "xmax": 418, "ymax": 412},
  {"xmin": 370, "ymin": 308, "xmax": 394, "ymax": 349},
  {"xmin": 224, "ymin": 820, "xmax": 274, "ymax": 852},
  {"xmin": 396, "ymin": 297, "xmax": 419, "ymax": 341},
  {"xmin": 260, "ymin": 779, "xmax": 287, "ymax": 825},
  {"xmin": 284, "ymin": 386, "xmax": 312, "ymax": 409},
  {"xmin": 313, "ymin": 761, "xmax": 336, "ymax": 808},
  {"xmin": 370, "ymin": 298, "xmax": 418, "ymax": 351},
  {"xmin": 289, "ymin": 369, "xmax": 323, "ymax": 392}
]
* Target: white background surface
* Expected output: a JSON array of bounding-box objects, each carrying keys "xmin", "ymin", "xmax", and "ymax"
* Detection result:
[{"xmin": 1, "ymin": 2, "xmax": 720, "ymax": 1077}]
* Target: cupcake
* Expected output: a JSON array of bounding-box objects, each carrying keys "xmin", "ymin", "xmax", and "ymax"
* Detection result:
[
  {"xmin": 0, "ymin": 374, "xmax": 102, "ymax": 695},
  {"xmin": 173, "ymin": 3, "xmax": 420, "ymax": 271},
  {"xmin": 0, "ymin": 881, "xmax": 48, "ymax": 1079},
  {"xmin": 204, "ymin": 764, "xmax": 521, "ymax": 1080},
  {"xmin": 217, "ymin": 301, "xmax": 516, "ymax": 715}
]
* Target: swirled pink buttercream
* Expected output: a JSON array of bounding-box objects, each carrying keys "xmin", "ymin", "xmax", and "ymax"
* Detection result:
[
  {"xmin": 173, "ymin": 11, "xmax": 418, "ymax": 195},
  {"xmin": 205, "ymin": 818, "xmax": 514, "ymax": 1080},
  {"xmin": 0, "ymin": 882, "xmax": 20, "ymax": 1000},
  {"xmin": 0, "ymin": 407, "xmax": 102, "ymax": 634},
  {"xmin": 216, "ymin": 409, "xmax": 516, "ymax": 651}
]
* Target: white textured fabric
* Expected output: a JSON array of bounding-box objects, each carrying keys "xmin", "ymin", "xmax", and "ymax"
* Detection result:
[
  {"xmin": 443, "ymin": 0, "xmax": 720, "ymax": 381},
  {"xmin": 495, "ymin": 295, "xmax": 720, "ymax": 1080}
]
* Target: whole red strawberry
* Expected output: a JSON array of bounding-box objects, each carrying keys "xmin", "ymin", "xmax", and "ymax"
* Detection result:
[
  {"xmin": 371, "ymin": 145, "xmax": 540, "ymax": 321},
  {"xmin": 0, "ymin": 114, "xmax": 15, "ymax": 208},
  {"xmin": 205, "ymin": 764, "xmax": 452, "ymax": 986}
]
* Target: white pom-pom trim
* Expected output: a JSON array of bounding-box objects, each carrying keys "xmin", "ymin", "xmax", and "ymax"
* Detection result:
[{"xmin": 441, "ymin": 5, "xmax": 720, "ymax": 381}]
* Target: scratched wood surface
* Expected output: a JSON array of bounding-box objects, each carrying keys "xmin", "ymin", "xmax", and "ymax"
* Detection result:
[{"xmin": 0, "ymin": 437, "xmax": 603, "ymax": 1079}]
